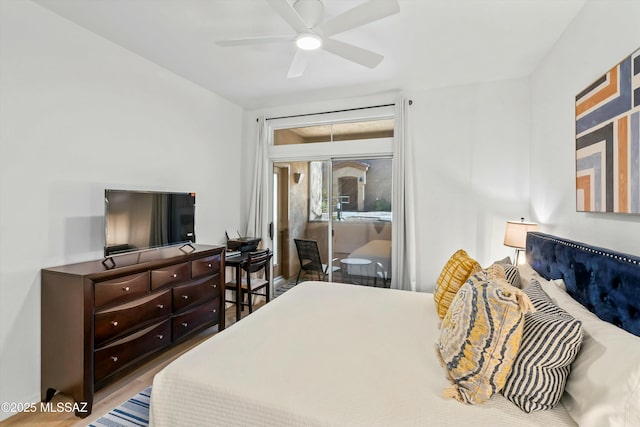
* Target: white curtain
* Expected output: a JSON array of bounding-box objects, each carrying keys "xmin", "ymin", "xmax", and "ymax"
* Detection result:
[
  {"xmin": 391, "ymin": 98, "xmax": 417, "ymax": 291},
  {"xmin": 245, "ymin": 117, "xmax": 271, "ymax": 248}
]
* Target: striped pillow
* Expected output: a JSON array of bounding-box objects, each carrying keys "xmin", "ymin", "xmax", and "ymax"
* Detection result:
[
  {"xmin": 502, "ymin": 280, "xmax": 583, "ymax": 412},
  {"xmin": 501, "ymin": 263, "xmax": 522, "ymax": 288},
  {"xmin": 437, "ymin": 274, "xmax": 534, "ymax": 404},
  {"xmin": 484, "ymin": 262, "xmax": 522, "ymax": 288},
  {"xmin": 522, "ymin": 278, "xmax": 560, "ymax": 312},
  {"xmin": 494, "ymin": 259, "xmax": 523, "ymax": 288}
]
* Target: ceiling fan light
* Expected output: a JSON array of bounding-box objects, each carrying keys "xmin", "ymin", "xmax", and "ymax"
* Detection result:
[{"xmin": 296, "ymin": 33, "xmax": 322, "ymax": 50}]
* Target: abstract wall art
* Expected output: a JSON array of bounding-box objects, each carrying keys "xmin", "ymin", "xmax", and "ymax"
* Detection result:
[{"xmin": 576, "ymin": 47, "xmax": 640, "ymax": 213}]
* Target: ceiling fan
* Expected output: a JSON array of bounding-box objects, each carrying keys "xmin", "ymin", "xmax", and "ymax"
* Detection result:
[{"xmin": 216, "ymin": 0, "xmax": 400, "ymax": 78}]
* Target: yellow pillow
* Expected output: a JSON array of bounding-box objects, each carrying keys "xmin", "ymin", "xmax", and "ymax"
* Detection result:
[
  {"xmin": 434, "ymin": 249, "xmax": 481, "ymax": 318},
  {"xmin": 436, "ymin": 274, "xmax": 535, "ymax": 404}
]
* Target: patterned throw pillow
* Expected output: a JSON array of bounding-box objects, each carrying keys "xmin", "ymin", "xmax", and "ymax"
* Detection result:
[
  {"xmin": 437, "ymin": 274, "xmax": 535, "ymax": 404},
  {"xmin": 502, "ymin": 280, "xmax": 583, "ymax": 413},
  {"xmin": 434, "ymin": 250, "xmax": 481, "ymax": 318},
  {"xmin": 482, "ymin": 263, "xmax": 507, "ymax": 280}
]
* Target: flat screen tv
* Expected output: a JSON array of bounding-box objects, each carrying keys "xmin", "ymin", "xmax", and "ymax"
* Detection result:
[{"xmin": 104, "ymin": 189, "xmax": 196, "ymax": 257}]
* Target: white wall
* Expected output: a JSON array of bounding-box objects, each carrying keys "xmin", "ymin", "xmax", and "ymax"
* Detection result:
[
  {"xmin": 243, "ymin": 78, "xmax": 531, "ymax": 292},
  {"xmin": 0, "ymin": 0, "xmax": 243, "ymax": 417},
  {"xmin": 530, "ymin": 0, "xmax": 640, "ymax": 254},
  {"xmin": 410, "ymin": 78, "xmax": 531, "ymax": 287}
]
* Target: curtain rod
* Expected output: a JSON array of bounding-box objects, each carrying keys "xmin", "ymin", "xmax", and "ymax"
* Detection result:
[{"xmin": 263, "ymin": 102, "xmax": 402, "ymax": 122}]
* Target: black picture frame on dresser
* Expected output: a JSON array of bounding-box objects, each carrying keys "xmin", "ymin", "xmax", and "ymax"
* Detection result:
[{"xmin": 41, "ymin": 244, "xmax": 225, "ymax": 417}]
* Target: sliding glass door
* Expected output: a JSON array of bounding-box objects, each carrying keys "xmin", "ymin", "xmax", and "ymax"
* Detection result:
[
  {"xmin": 266, "ymin": 104, "xmax": 395, "ymax": 287},
  {"xmin": 330, "ymin": 158, "xmax": 392, "ymax": 287},
  {"xmin": 272, "ymin": 157, "xmax": 392, "ymax": 286}
]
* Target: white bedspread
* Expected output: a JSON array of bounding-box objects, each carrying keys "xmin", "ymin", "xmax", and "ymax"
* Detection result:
[{"xmin": 150, "ymin": 282, "xmax": 576, "ymax": 426}]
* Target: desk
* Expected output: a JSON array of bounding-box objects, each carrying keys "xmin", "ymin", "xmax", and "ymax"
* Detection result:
[{"xmin": 225, "ymin": 252, "xmax": 249, "ymax": 322}]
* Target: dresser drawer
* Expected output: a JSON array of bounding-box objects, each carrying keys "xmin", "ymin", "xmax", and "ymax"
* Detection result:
[
  {"xmin": 172, "ymin": 298, "xmax": 219, "ymax": 341},
  {"xmin": 94, "ymin": 290, "xmax": 171, "ymax": 347},
  {"xmin": 191, "ymin": 254, "xmax": 221, "ymax": 279},
  {"xmin": 172, "ymin": 275, "xmax": 221, "ymax": 313},
  {"xmin": 94, "ymin": 272, "xmax": 149, "ymax": 308},
  {"xmin": 151, "ymin": 262, "xmax": 190, "ymax": 290},
  {"xmin": 94, "ymin": 320, "xmax": 170, "ymax": 382}
]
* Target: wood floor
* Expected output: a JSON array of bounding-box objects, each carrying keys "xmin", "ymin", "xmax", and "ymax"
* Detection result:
[{"xmin": 1, "ymin": 303, "xmax": 261, "ymax": 426}]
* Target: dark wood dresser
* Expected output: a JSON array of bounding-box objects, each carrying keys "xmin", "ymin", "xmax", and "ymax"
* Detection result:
[{"xmin": 41, "ymin": 244, "xmax": 225, "ymax": 417}]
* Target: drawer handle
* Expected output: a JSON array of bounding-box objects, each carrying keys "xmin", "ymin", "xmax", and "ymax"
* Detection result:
[
  {"xmin": 123, "ymin": 286, "xmax": 130, "ymax": 292},
  {"xmin": 182, "ymin": 295, "xmax": 189, "ymax": 300},
  {"xmin": 211, "ymin": 284, "xmax": 217, "ymax": 288},
  {"xmin": 208, "ymin": 263, "xmax": 212, "ymax": 268},
  {"xmin": 157, "ymin": 304, "xmax": 164, "ymax": 309},
  {"xmin": 181, "ymin": 322, "xmax": 188, "ymax": 328},
  {"xmin": 212, "ymin": 309, "xmax": 217, "ymax": 313},
  {"xmin": 111, "ymin": 356, "xmax": 118, "ymax": 363},
  {"xmin": 172, "ymin": 273, "xmax": 178, "ymax": 278},
  {"xmin": 111, "ymin": 321, "xmax": 118, "ymax": 327},
  {"xmin": 156, "ymin": 334, "xmax": 164, "ymax": 340}
]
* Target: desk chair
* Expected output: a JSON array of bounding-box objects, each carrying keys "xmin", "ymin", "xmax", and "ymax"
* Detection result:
[
  {"xmin": 225, "ymin": 249, "xmax": 272, "ymax": 314},
  {"xmin": 294, "ymin": 239, "xmax": 340, "ymax": 284}
]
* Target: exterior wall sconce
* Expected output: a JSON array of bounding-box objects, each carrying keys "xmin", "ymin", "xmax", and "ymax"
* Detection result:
[{"xmin": 293, "ymin": 172, "xmax": 304, "ymax": 184}]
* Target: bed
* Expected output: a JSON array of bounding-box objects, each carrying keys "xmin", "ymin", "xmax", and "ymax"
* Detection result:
[{"xmin": 149, "ymin": 232, "xmax": 640, "ymax": 427}]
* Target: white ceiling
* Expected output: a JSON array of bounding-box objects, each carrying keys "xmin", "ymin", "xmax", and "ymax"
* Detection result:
[{"xmin": 33, "ymin": 0, "xmax": 587, "ymax": 110}]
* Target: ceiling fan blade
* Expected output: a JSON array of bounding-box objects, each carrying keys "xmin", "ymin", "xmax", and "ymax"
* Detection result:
[
  {"xmin": 321, "ymin": 38, "xmax": 383, "ymax": 69},
  {"xmin": 265, "ymin": 0, "xmax": 310, "ymax": 33},
  {"xmin": 287, "ymin": 50, "xmax": 311, "ymax": 78},
  {"xmin": 216, "ymin": 35, "xmax": 295, "ymax": 47},
  {"xmin": 315, "ymin": 0, "xmax": 400, "ymax": 37}
]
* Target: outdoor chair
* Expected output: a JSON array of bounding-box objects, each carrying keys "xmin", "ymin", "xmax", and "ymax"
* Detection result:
[{"xmin": 293, "ymin": 238, "xmax": 339, "ymax": 284}]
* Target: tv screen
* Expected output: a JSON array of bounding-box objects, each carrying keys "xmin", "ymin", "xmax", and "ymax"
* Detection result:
[{"xmin": 104, "ymin": 189, "xmax": 196, "ymax": 256}]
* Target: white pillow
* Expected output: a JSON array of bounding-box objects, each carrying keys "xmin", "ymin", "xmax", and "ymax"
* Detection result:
[
  {"xmin": 542, "ymin": 282, "xmax": 640, "ymax": 427},
  {"xmin": 551, "ymin": 278, "xmax": 567, "ymax": 291},
  {"xmin": 517, "ymin": 263, "xmax": 542, "ymax": 286}
]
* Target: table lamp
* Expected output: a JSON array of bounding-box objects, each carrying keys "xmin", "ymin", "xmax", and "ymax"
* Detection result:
[{"xmin": 504, "ymin": 218, "xmax": 538, "ymax": 265}]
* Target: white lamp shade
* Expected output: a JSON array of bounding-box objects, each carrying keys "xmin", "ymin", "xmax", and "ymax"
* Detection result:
[{"xmin": 504, "ymin": 220, "xmax": 539, "ymax": 249}]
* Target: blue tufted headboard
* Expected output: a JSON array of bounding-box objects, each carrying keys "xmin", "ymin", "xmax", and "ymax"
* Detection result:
[{"xmin": 526, "ymin": 232, "xmax": 640, "ymax": 337}]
